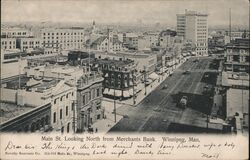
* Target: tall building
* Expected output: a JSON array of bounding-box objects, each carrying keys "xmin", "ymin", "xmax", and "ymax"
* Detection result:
[{"xmin": 177, "ymin": 10, "xmax": 208, "ymax": 56}]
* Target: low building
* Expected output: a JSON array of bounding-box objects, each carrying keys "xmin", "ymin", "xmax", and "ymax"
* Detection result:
[
  {"xmin": 221, "ymin": 71, "xmax": 249, "ymax": 133},
  {"xmin": 0, "ymin": 102, "xmax": 51, "ymax": 132},
  {"xmin": 1, "ymin": 49, "xmax": 28, "ymax": 79}
]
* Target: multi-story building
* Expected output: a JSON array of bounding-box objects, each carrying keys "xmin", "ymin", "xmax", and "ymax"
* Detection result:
[
  {"xmin": 40, "ymin": 27, "xmax": 85, "ymax": 51},
  {"xmin": 143, "ymin": 32, "xmax": 159, "ymax": 47},
  {"xmin": 91, "ymin": 37, "xmax": 123, "ymax": 52},
  {"xmin": 224, "ymin": 38, "xmax": 249, "ymax": 73},
  {"xmin": 159, "ymin": 30, "xmax": 177, "ymax": 48},
  {"xmin": 79, "ymin": 57, "xmax": 137, "ymax": 99},
  {"xmin": 1, "ymin": 27, "xmax": 33, "ymax": 38},
  {"xmin": 16, "ymin": 37, "xmax": 42, "ymax": 51},
  {"xmin": 76, "ymin": 72, "xmax": 104, "ymax": 132},
  {"xmin": 123, "ymin": 33, "xmax": 139, "ymax": 50},
  {"xmin": 24, "ymin": 64, "xmax": 105, "ymax": 133},
  {"xmin": 177, "ymin": 10, "xmax": 208, "ymax": 56},
  {"xmin": 1, "ymin": 76, "xmax": 76, "ymax": 133},
  {"xmin": 94, "ymin": 51, "xmax": 157, "ymax": 74},
  {"xmin": 1, "ymin": 38, "xmax": 16, "ymax": 50}
]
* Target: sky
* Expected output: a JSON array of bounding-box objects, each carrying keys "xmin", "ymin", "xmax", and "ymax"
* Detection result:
[{"xmin": 1, "ymin": 0, "xmax": 249, "ymax": 27}]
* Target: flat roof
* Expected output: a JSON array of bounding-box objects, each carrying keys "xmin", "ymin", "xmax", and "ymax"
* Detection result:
[
  {"xmin": 226, "ymin": 88, "xmax": 249, "ymax": 117},
  {"xmin": 94, "ymin": 58, "xmax": 134, "ymax": 67},
  {"xmin": 0, "ymin": 102, "xmax": 35, "ymax": 124}
]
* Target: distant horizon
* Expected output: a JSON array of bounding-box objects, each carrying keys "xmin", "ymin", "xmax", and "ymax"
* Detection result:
[{"xmin": 2, "ymin": 0, "xmax": 249, "ymax": 28}]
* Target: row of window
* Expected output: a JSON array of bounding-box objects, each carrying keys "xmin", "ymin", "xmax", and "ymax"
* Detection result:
[
  {"xmin": 43, "ymin": 36, "xmax": 83, "ymax": 39},
  {"xmin": 1, "ymin": 41, "xmax": 15, "ymax": 45},
  {"xmin": 43, "ymin": 40, "xmax": 83, "ymax": 43},
  {"xmin": 54, "ymin": 92, "xmax": 74, "ymax": 105},
  {"xmin": 82, "ymin": 88, "xmax": 101, "ymax": 105},
  {"xmin": 22, "ymin": 41, "xmax": 40, "ymax": 45},
  {"xmin": 53, "ymin": 106, "xmax": 70, "ymax": 123},
  {"xmin": 43, "ymin": 32, "xmax": 84, "ymax": 36},
  {"xmin": 2, "ymin": 32, "xmax": 28, "ymax": 35}
]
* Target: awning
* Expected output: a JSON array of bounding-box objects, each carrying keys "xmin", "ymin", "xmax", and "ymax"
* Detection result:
[
  {"xmin": 108, "ymin": 89, "xmax": 114, "ymax": 95},
  {"xmin": 129, "ymin": 88, "xmax": 134, "ymax": 95},
  {"xmin": 114, "ymin": 90, "xmax": 122, "ymax": 97},
  {"xmin": 103, "ymin": 88, "xmax": 109, "ymax": 94},
  {"xmin": 149, "ymin": 72, "xmax": 159, "ymax": 80},
  {"xmin": 123, "ymin": 91, "xmax": 130, "ymax": 98}
]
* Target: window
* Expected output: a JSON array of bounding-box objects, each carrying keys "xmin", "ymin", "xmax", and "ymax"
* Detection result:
[
  {"xmin": 66, "ymin": 106, "xmax": 68, "ymax": 116},
  {"xmin": 60, "ymin": 109, "xmax": 62, "ymax": 119},
  {"xmin": 89, "ymin": 91, "xmax": 91, "ymax": 100},
  {"xmin": 71, "ymin": 103, "xmax": 74, "ymax": 111},
  {"xmin": 97, "ymin": 114, "xmax": 101, "ymax": 119},
  {"xmin": 97, "ymin": 88, "xmax": 100, "ymax": 97},
  {"xmin": 60, "ymin": 96, "xmax": 63, "ymax": 101},
  {"xmin": 67, "ymin": 123, "xmax": 70, "ymax": 133},
  {"xmin": 83, "ymin": 95, "xmax": 86, "ymax": 105},
  {"xmin": 54, "ymin": 99, "xmax": 57, "ymax": 104},
  {"xmin": 53, "ymin": 112, "xmax": 56, "ymax": 123}
]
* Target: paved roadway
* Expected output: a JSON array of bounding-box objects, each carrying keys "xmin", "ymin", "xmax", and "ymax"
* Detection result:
[{"xmin": 109, "ymin": 57, "xmax": 221, "ymax": 133}]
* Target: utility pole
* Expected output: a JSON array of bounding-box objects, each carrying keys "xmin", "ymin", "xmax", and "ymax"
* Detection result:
[
  {"xmin": 229, "ymin": 8, "xmax": 232, "ymax": 41},
  {"xmin": 144, "ymin": 66, "xmax": 147, "ymax": 95},
  {"xmin": 72, "ymin": 100, "xmax": 76, "ymax": 133},
  {"xmin": 132, "ymin": 70, "xmax": 136, "ymax": 105},
  {"xmin": 113, "ymin": 87, "xmax": 117, "ymax": 123}
]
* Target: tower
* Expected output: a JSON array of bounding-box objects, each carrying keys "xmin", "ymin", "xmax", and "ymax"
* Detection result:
[{"xmin": 107, "ymin": 28, "xmax": 113, "ymax": 52}]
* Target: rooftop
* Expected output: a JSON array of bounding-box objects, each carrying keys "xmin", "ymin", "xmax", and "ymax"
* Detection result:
[
  {"xmin": 0, "ymin": 102, "xmax": 34, "ymax": 124},
  {"xmin": 93, "ymin": 58, "xmax": 134, "ymax": 67},
  {"xmin": 226, "ymin": 88, "xmax": 249, "ymax": 118},
  {"xmin": 94, "ymin": 51, "xmax": 155, "ymax": 59}
]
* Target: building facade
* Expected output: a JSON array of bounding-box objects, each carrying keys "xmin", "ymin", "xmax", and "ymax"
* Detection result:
[
  {"xmin": 177, "ymin": 10, "xmax": 208, "ymax": 56},
  {"xmin": 16, "ymin": 37, "xmax": 42, "ymax": 51},
  {"xmin": 0, "ymin": 75, "xmax": 77, "ymax": 133},
  {"xmin": 1, "ymin": 27, "xmax": 33, "ymax": 38},
  {"xmin": 123, "ymin": 33, "xmax": 139, "ymax": 50},
  {"xmin": 224, "ymin": 38, "xmax": 249, "ymax": 73},
  {"xmin": 1, "ymin": 38, "xmax": 16, "ymax": 50},
  {"xmin": 41, "ymin": 27, "xmax": 85, "ymax": 51},
  {"xmin": 76, "ymin": 72, "xmax": 104, "ymax": 132}
]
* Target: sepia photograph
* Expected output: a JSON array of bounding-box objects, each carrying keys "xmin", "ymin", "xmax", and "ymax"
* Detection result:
[{"xmin": 0, "ymin": 0, "xmax": 249, "ymax": 159}]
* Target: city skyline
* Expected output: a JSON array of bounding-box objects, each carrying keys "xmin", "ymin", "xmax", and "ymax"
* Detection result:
[{"xmin": 1, "ymin": 0, "xmax": 249, "ymax": 27}]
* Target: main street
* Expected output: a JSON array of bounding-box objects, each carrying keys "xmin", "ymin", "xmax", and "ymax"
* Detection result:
[{"xmin": 109, "ymin": 56, "xmax": 222, "ymax": 133}]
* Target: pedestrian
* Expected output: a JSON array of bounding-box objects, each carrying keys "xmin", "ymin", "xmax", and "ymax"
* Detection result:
[{"xmin": 95, "ymin": 128, "xmax": 98, "ymax": 133}]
